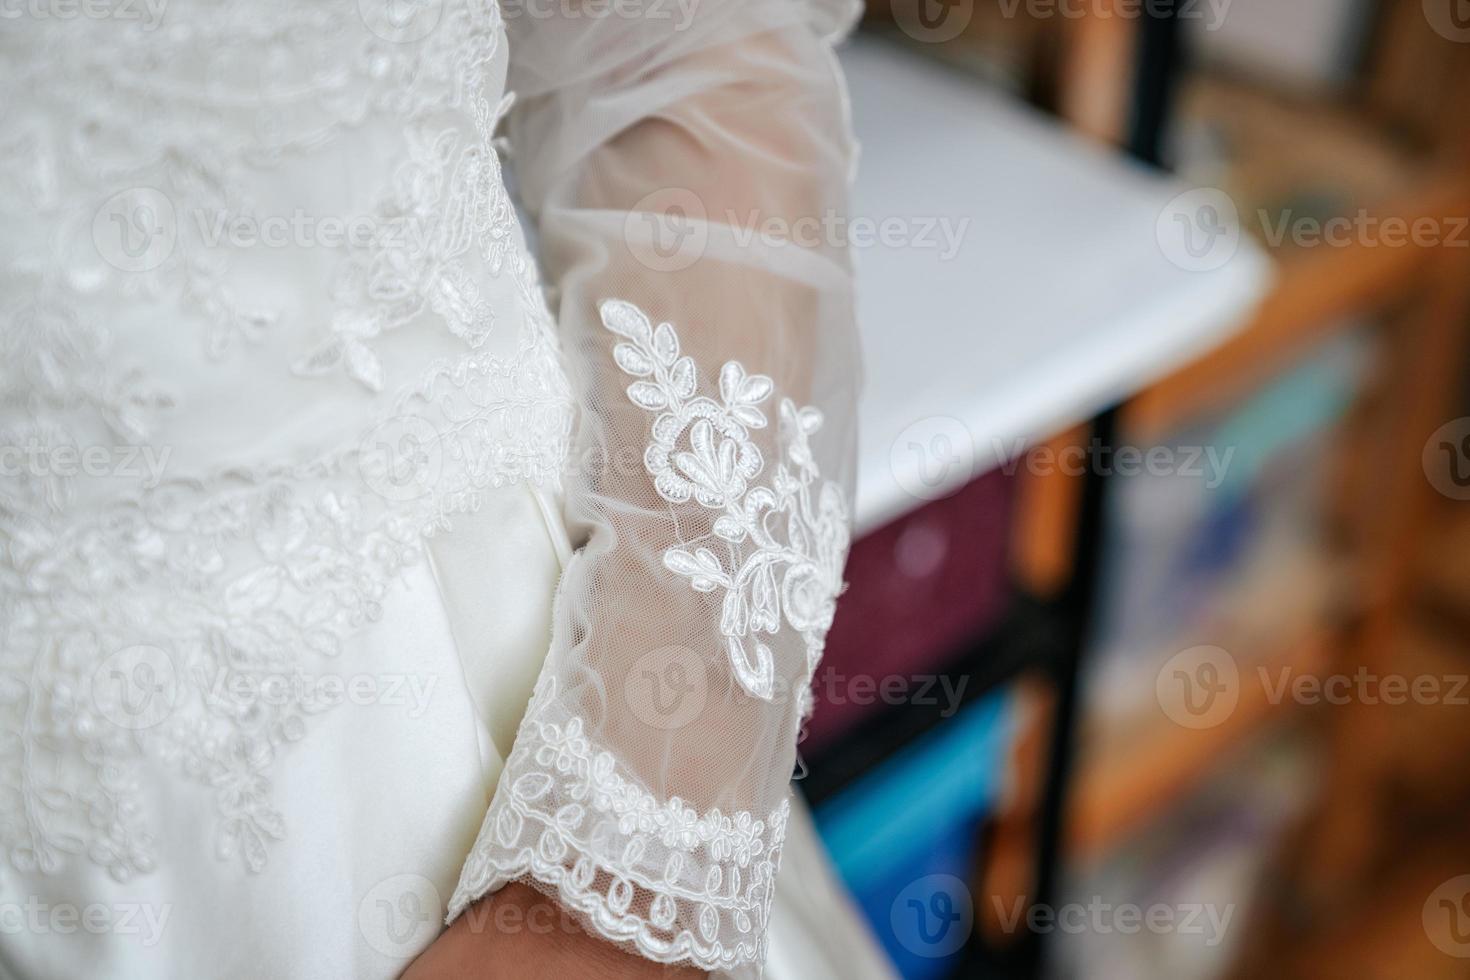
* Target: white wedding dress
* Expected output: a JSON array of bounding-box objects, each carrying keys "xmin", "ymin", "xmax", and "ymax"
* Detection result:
[{"xmin": 0, "ymin": 1, "xmax": 893, "ymax": 978}]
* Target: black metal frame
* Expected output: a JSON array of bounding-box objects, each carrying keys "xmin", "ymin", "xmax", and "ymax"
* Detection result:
[
  {"xmin": 801, "ymin": 10, "xmax": 1186, "ymax": 976},
  {"xmin": 1016, "ymin": 9, "xmax": 1185, "ymax": 978}
]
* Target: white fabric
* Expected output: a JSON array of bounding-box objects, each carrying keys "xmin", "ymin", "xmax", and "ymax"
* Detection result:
[
  {"xmin": 0, "ymin": 1, "xmax": 869, "ymax": 976},
  {"xmin": 1, "ymin": 481, "xmax": 568, "ymax": 978},
  {"xmin": 444, "ymin": 2, "xmax": 865, "ymax": 974}
]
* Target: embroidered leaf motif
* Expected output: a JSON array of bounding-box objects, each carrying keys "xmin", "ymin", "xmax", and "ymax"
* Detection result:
[
  {"xmin": 626, "ymin": 381, "xmax": 668, "ymax": 410},
  {"xmin": 512, "ymin": 772, "xmax": 555, "ymax": 802},
  {"xmin": 712, "ymin": 516, "xmax": 746, "ymax": 542},
  {"xmin": 652, "ymin": 322, "xmax": 680, "ymax": 366},
  {"xmin": 669, "ymin": 357, "xmax": 697, "ymax": 399},
  {"xmin": 601, "ymin": 299, "xmax": 653, "ymax": 344},
  {"xmin": 613, "ymin": 343, "xmax": 654, "ymax": 376},
  {"xmin": 664, "ymin": 548, "xmax": 729, "ymax": 592},
  {"xmin": 291, "ymin": 337, "xmax": 345, "ymax": 377},
  {"xmin": 344, "ymin": 339, "xmax": 385, "ymax": 392},
  {"xmin": 717, "ymin": 362, "xmax": 745, "ymax": 404}
]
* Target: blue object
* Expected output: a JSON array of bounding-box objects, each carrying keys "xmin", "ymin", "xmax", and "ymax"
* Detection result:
[{"xmin": 815, "ymin": 692, "xmax": 1013, "ymax": 978}]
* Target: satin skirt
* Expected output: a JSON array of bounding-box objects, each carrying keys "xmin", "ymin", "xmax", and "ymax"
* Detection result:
[{"xmin": 2, "ymin": 481, "xmax": 891, "ymax": 980}]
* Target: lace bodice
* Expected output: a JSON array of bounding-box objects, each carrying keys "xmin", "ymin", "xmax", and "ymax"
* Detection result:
[
  {"xmin": 1, "ymin": 0, "xmax": 571, "ymax": 880},
  {"xmin": 0, "ymin": 1, "xmax": 862, "ymax": 975}
]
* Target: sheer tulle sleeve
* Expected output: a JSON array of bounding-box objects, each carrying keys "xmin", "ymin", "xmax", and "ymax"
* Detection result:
[{"xmin": 447, "ymin": 2, "xmax": 863, "ymax": 974}]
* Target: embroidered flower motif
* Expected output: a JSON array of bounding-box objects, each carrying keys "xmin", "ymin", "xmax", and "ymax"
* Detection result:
[{"xmin": 600, "ymin": 300, "xmax": 849, "ymax": 700}]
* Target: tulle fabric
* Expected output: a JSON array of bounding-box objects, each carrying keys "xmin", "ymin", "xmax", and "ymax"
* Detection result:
[{"xmin": 448, "ymin": 1, "xmax": 864, "ymax": 974}]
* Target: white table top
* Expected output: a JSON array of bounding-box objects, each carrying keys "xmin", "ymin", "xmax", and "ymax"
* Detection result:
[{"xmin": 843, "ymin": 36, "xmax": 1273, "ymax": 534}]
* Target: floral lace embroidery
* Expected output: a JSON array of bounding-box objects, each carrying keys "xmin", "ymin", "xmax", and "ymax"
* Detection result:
[
  {"xmin": 0, "ymin": 1, "xmax": 506, "ymax": 369},
  {"xmin": 600, "ymin": 300, "xmax": 849, "ymax": 699},
  {"xmin": 0, "ymin": 0, "xmax": 576, "ymax": 880},
  {"xmin": 0, "ymin": 340, "xmax": 572, "ymax": 883},
  {"xmin": 291, "ymin": 112, "xmax": 514, "ymax": 391},
  {"xmin": 448, "ymin": 676, "xmax": 789, "ymax": 973}
]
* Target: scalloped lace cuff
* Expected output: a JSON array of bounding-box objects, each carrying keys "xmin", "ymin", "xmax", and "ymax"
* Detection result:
[{"xmin": 447, "ymin": 678, "xmax": 789, "ymax": 977}]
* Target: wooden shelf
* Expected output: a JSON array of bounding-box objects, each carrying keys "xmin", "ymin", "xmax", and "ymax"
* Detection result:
[
  {"xmin": 1231, "ymin": 832, "xmax": 1470, "ymax": 979},
  {"xmin": 1125, "ymin": 172, "xmax": 1470, "ymax": 440},
  {"xmin": 1067, "ymin": 625, "xmax": 1333, "ymax": 862},
  {"xmin": 1414, "ymin": 504, "xmax": 1470, "ymax": 633}
]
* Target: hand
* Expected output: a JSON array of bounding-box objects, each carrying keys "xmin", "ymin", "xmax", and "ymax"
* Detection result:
[{"xmin": 402, "ymin": 882, "xmax": 707, "ymax": 980}]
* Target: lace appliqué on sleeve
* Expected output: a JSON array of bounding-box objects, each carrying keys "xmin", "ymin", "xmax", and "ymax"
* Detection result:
[
  {"xmin": 601, "ymin": 300, "xmax": 849, "ymax": 701},
  {"xmin": 447, "ymin": 300, "xmax": 850, "ymax": 975}
]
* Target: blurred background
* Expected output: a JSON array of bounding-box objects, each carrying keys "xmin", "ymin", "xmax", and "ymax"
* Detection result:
[{"xmin": 803, "ymin": 2, "xmax": 1470, "ymax": 978}]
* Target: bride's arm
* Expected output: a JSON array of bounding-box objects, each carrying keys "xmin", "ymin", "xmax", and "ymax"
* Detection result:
[{"xmin": 416, "ymin": 1, "xmax": 862, "ymax": 975}]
